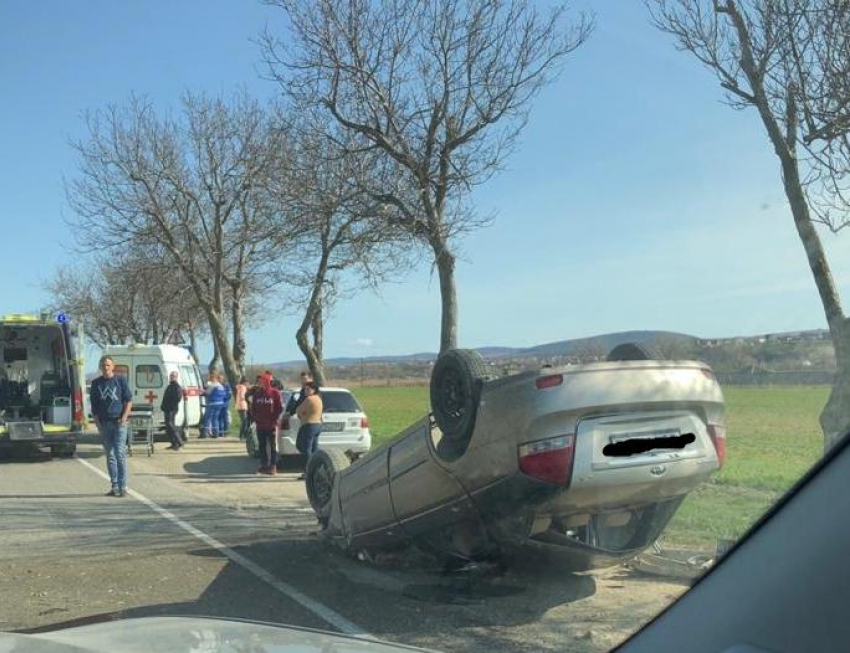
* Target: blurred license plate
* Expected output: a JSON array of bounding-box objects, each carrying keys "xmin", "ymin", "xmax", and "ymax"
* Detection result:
[
  {"xmin": 609, "ymin": 429, "xmax": 680, "ymax": 445},
  {"xmin": 8, "ymin": 421, "xmax": 44, "ymax": 441},
  {"xmin": 604, "ymin": 429, "xmax": 691, "ymax": 457},
  {"xmin": 322, "ymin": 422, "xmax": 345, "ymax": 433}
]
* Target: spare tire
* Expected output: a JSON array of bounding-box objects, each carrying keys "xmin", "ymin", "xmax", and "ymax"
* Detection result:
[
  {"xmin": 430, "ymin": 348, "xmax": 487, "ymax": 444},
  {"xmin": 305, "ymin": 448, "xmax": 351, "ymax": 524},
  {"xmin": 606, "ymin": 342, "xmax": 662, "ymax": 362}
]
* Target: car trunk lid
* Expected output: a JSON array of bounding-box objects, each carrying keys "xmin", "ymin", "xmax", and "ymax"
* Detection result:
[
  {"xmin": 584, "ymin": 410, "xmax": 711, "ymax": 471},
  {"xmin": 539, "ymin": 409, "xmax": 720, "ymax": 513}
]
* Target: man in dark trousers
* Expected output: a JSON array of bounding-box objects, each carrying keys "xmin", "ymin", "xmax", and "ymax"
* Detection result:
[
  {"xmin": 161, "ymin": 371, "xmax": 184, "ymax": 451},
  {"xmin": 249, "ymin": 373, "xmax": 282, "ymax": 476},
  {"xmin": 90, "ymin": 355, "xmax": 133, "ymax": 497}
]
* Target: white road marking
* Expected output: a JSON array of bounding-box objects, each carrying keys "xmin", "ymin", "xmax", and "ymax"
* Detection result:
[{"xmin": 76, "ymin": 456, "xmax": 372, "ymax": 638}]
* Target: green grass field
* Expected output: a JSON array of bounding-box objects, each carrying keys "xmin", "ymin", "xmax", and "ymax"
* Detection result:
[
  {"xmin": 353, "ymin": 384, "xmax": 830, "ymax": 550},
  {"xmin": 664, "ymin": 385, "xmax": 827, "ymax": 547},
  {"xmin": 355, "ymin": 386, "xmax": 431, "ymax": 442}
]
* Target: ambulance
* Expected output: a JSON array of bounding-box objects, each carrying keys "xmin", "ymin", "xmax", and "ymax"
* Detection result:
[
  {"xmin": 103, "ymin": 344, "xmax": 205, "ymax": 429},
  {"xmin": 0, "ymin": 312, "xmax": 85, "ymax": 457}
]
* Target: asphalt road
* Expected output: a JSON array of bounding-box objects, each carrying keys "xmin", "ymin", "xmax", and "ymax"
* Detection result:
[{"xmin": 0, "ymin": 436, "xmax": 691, "ymax": 653}]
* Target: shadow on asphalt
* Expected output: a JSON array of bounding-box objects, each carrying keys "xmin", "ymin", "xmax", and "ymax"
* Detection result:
[
  {"xmin": 16, "ymin": 534, "xmax": 598, "ymax": 653},
  {"xmin": 177, "ymin": 453, "xmax": 308, "ymax": 478},
  {"xmin": 0, "ymin": 443, "xmax": 100, "ymax": 463},
  {"xmin": 0, "ymin": 446, "xmax": 54, "ymax": 463},
  {"xmin": 133, "ymin": 473, "xmax": 305, "ymax": 483},
  {"xmin": 183, "ymin": 455, "xmax": 270, "ymax": 477},
  {"xmin": 2, "ymin": 496, "xmax": 317, "ymax": 558},
  {"xmin": 3, "ymin": 440, "xmax": 615, "ymax": 651}
]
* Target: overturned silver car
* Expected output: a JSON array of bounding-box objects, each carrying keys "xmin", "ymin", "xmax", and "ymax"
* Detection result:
[{"xmin": 305, "ymin": 345, "xmax": 725, "ymax": 569}]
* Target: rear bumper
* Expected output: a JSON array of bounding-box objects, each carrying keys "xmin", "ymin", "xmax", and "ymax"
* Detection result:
[
  {"xmin": 278, "ymin": 432, "xmax": 371, "ymax": 456},
  {"xmin": 540, "ymin": 464, "xmax": 716, "ymax": 514},
  {"xmin": 519, "ymin": 496, "xmax": 687, "ymax": 570},
  {"xmin": 0, "ymin": 430, "xmax": 78, "ymax": 448},
  {"xmin": 470, "ymin": 473, "xmax": 689, "ymax": 568}
]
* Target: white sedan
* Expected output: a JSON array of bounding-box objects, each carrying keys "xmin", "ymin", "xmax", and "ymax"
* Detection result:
[{"xmin": 278, "ymin": 387, "xmax": 372, "ymax": 462}]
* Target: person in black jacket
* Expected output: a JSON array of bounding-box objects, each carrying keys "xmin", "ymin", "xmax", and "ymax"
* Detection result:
[
  {"xmin": 284, "ymin": 371, "xmax": 312, "ymax": 417},
  {"xmin": 161, "ymin": 371, "xmax": 184, "ymax": 451}
]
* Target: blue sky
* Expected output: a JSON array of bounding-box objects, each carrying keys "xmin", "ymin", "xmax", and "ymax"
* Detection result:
[{"xmin": 1, "ymin": 1, "xmax": 848, "ymax": 369}]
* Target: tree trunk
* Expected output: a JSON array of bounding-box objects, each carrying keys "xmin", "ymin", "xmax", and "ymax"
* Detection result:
[
  {"xmin": 186, "ymin": 320, "xmax": 200, "ymax": 367},
  {"xmin": 296, "ymin": 329, "xmax": 326, "ymax": 386},
  {"xmin": 821, "ymin": 321, "xmax": 850, "ymax": 451},
  {"xmin": 432, "ymin": 238, "xmax": 458, "ymax": 354},
  {"xmin": 230, "ymin": 288, "xmax": 247, "ymax": 380},
  {"xmin": 206, "ymin": 310, "xmax": 240, "ymax": 387},
  {"xmin": 778, "ymin": 151, "xmax": 850, "ymax": 450},
  {"xmin": 723, "ymin": 1, "xmax": 849, "ymax": 451},
  {"xmin": 208, "ymin": 336, "xmax": 220, "ymax": 375},
  {"xmin": 775, "ymin": 133, "xmax": 849, "ymax": 451},
  {"xmin": 311, "ymin": 303, "xmax": 323, "ymax": 364},
  {"xmin": 295, "ymin": 255, "xmax": 329, "ymax": 386}
]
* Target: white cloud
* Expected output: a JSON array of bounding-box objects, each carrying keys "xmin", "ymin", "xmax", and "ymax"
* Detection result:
[{"xmin": 355, "ymin": 338, "xmax": 374, "ymax": 347}]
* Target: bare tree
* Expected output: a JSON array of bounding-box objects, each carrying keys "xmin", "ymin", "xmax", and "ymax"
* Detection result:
[
  {"xmin": 261, "ymin": 0, "xmax": 592, "ymax": 353},
  {"xmin": 781, "ymin": 3, "xmax": 850, "ymax": 232},
  {"xmin": 44, "ymin": 249, "xmax": 207, "ymax": 349},
  {"xmin": 650, "ymin": 0, "xmax": 850, "ymax": 449},
  {"xmin": 67, "ymin": 93, "xmax": 290, "ymax": 385},
  {"xmin": 273, "ymin": 114, "xmax": 410, "ymax": 384}
]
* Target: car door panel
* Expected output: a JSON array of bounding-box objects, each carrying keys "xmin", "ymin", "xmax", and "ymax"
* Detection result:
[
  {"xmin": 387, "ymin": 421, "xmax": 478, "ymax": 539},
  {"xmin": 337, "ymin": 450, "xmax": 402, "ymax": 546}
]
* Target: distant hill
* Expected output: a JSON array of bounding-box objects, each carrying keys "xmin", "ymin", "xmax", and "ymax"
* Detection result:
[
  {"xmin": 270, "ymin": 330, "xmax": 699, "ymax": 367},
  {"xmin": 522, "ymin": 330, "xmax": 696, "ymax": 358}
]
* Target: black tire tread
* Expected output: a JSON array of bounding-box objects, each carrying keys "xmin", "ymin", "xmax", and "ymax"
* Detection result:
[
  {"xmin": 305, "ymin": 448, "xmax": 350, "ymax": 517},
  {"xmin": 245, "ymin": 424, "xmax": 261, "ymax": 458},
  {"xmin": 429, "ymin": 348, "xmax": 487, "ymax": 444},
  {"xmin": 606, "ymin": 342, "xmax": 663, "ymax": 362}
]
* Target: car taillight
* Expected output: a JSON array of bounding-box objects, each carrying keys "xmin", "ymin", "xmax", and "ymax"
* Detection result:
[
  {"xmin": 73, "ymin": 388, "xmax": 84, "ymax": 424},
  {"xmin": 535, "ymin": 374, "xmax": 563, "ymax": 390},
  {"xmin": 361, "ymin": 416, "xmax": 369, "ymax": 428},
  {"xmin": 707, "ymin": 424, "xmax": 726, "ymax": 468},
  {"xmin": 518, "ymin": 435, "xmax": 575, "ymax": 485},
  {"xmin": 280, "ymin": 415, "xmax": 290, "ymax": 430}
]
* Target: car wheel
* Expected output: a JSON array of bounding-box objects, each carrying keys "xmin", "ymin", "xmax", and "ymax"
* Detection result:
[
  {"xmin": 605, "ymin": 342, "xmax": 662, "ymax": 361},
  {"xmin": 305, "ymin": 449, "xmax": 350, "ymax": 523},
  {"xmin": 430, "ymin": 348, "xmax": 487, "ymax": 444},
  {"xmin": 51, "ymin": 444, "xmax": 76, "ymax": 458},
  {"xmin": 245, "ymin": 425, "xmax": 260, "ymax": 458},
  {"xmin": 277, "ymin": 454, "xmax": 301, "ymax": 471}
]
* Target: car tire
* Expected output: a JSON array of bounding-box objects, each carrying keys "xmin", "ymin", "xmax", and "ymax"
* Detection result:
[
  {"xmin": 305, "ymin": 449, "xmax": 350, "ymax": 524},
  {"xmin": 245, "ymin": 425, "xmax": 260, "ymax": 458},
  {"xmin": 430, "ymin": 348, "xmax": 487, "ymax": 444},
  {"xmin": 277, "ymin": 454, "xmax": 301, "ymax": 471},
  {"xmin": 50, "ymin": 444, "xmax": 76, "ymax": 458},
  {"xmin": 606, "ymin": 342, "xmax": 662, "ymax": 362}
]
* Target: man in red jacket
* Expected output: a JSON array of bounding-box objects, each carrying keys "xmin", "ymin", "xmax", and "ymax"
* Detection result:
[{"xmin": 248, "ymin": 373, "xmax": 282, "ymax": 475}]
